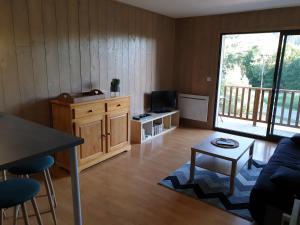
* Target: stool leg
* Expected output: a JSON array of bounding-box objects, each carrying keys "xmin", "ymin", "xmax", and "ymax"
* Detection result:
[
  {"xmin": 46, "ymin": 169, "xmax": 57, "ymax": 207},
  {"xmin": 21, "ymin": 203, "xmax": 30, "ymax": 225},
  {"xmin": 2, "ymin": 170, "xmax": 6, "ymax": 180},
  {"xmin": 13, "ymin": 206, "xmax": 19, "ymax": 225},
  {"xmin": 2, "ymin": 210, "xmax": 6, "ymax": 220},
  {"xmin": 31, "ymin": 198, "xmax": 43, "ymax": 225},
  {"xmin": 43, "ymin": 170, "xmax": 57, "ymax": 225},
  {"xmin": 0, "ymin": 209, "xmax": 3, "ymax": 225},
  {"xmin": 1, "ymin": 171, "xmax": 7, "ymax": 221}
]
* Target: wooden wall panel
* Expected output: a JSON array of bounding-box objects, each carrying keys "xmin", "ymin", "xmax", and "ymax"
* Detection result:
[
  {"xmin": 98, "ymin": 0, "xmax": 109, "ymax": 92},
  {"xmin": 68, "ymin": 0, "xmax": 81, "ymax": 93},
  {"xmin": 55, "ymin": 0, "xmax": 71, "ymax": 93},
  {"xmin": 28, "ymin": 0, "xmax": 50, "ymax": 124},
  {"xmin": 134, "ymin": 9, "xmax": 141, "ymax": 115},
  {"xmin": 174, "ymin": 7, "xmax": 300, "ymax": 129},
  {"xmin": 79, "ymin": 0, "xmax": 91, "ymax": 91},
  {"xmin": 0, "ymin": 0, "xmax": 175, "ymax": 125},
  {"xmin": 115, "ymin": 3, "xmax": 123, "ymax": 91},
  {"xmin": 12, "ymin": 0, "xmax": 36, "ymax": 121},
  {"xmin": 145, "ymin": 12, "xmax": 153, "ymax": 95},
  {"xmin": 106, "ymin": 0, "xmax": 115, "ymax": 95},
  {"xmin": 89, "ymin": 0, "xmax": 100, "ymax": 90},
  {"xmin": 0, "ymin": 0, "xmax": 22, "ymax": 115},
  {"xmin": 43, "ymin": 0, "xmax": 60, "ymax": 98},
  {"xmin": 121, "ymin": 5, "xmax": 129, "ymax": 96},
  {"xmin": 128, "ymin": 5, "xmax": 136, "ymax": 114}
]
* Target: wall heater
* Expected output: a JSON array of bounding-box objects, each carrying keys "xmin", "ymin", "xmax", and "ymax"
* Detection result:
[{"xmin": 178, "ymin": 93, "xmax": 209, "ymax": 122}]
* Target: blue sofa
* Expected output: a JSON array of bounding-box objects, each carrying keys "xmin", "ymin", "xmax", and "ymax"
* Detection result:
[{"xmin": 249, "ymin": 137, "xmax": 300, "ymax": 224}]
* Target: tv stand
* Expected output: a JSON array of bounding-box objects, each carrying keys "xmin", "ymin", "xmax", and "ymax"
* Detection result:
[
  {"xmin": 152, "ymin": 110, "xmax": 172, "ymax": 113},
  {"xmin": 132, "ymin": 113, "xmax": 151, "ymax": 120},
  {"xmin": 131, "ymin": 110, "xmax": 179, "ymax": 144}
]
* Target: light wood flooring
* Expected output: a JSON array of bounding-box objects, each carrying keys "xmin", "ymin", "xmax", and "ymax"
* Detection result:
[{"xmin": 5, "ymin": 128, "xmax": 277, "ymax": 225}]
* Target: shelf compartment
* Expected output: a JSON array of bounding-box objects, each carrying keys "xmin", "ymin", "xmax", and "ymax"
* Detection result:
[
  {"xmin": 153, "ymin": 118, "xmax": 163, "ymax": 136},
  {"xmin": 163, "ymin": 115, "xmax": 171, "ymax": 129},
  {"xmin": 142, "ymin": 121, "xmax": 153, "ymax": 141},
  {"xmin": 130, "ymin": 110, "xmax": 180, "ymax": 144}
]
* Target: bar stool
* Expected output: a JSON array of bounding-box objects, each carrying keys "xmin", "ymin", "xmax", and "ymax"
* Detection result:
[
  {"xmin": 0, "ymin": 178, "xmax": 43, "ymax": 225},
  {"xmin": 8, "ymin": 156, "xmax": 57, "ymax": 224}
]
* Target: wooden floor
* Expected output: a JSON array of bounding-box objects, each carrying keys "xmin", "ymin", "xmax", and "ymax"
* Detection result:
[{"xmin": 5, "ymin": 128, "xmax": 277, "ymax": 225}]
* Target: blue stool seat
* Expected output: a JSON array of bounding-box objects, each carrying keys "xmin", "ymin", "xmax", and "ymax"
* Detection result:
[
  {"xmin": 8, "ymin": 155, "xmax": 54, "ymax": 175},
  {"xmin": 0, "ymin": 179, "xmax": 40, "ymax": 208}
]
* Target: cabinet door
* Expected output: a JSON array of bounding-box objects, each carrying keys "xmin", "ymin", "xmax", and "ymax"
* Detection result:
[
  {"xmin": 74, "ymin": 115, "xmax": 106, "ymax": 162},
  {"xmin": 106, "ymin": 109, "xmax": 130, "ymax": 152}
]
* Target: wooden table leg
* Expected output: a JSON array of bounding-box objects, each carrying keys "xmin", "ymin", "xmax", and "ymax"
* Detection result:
[
  {"xmin": 229, "ymin": 161, "xmax": 237, "ymax": 195},
  {"xmin": 70, "ymin": 147, "xmax": 83, "ymax": 225},
  {"xmin": 189, "ymin": 149, "xmax": 196, "ymax": 183},
  {"xmin": 248, "ymin": 142, "xmax": 254, "ymax": 169}
]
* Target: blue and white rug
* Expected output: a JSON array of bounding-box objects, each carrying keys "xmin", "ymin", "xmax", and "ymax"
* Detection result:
[{"xmin": 159, "ymin": 160, "xmax": 265, "ymax": 221}]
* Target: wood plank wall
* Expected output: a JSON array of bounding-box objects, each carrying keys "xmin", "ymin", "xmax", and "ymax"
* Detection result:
[
  {"xmin": 174, "ymin": 7, "xmax": 300, "ymax": 129},
  {"xmin": 0, "ymin": 0, "xmax": 175, "ymax": 125}
]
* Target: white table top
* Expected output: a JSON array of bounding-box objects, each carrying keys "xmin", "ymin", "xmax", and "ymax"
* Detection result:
[{"xmin": 192, "ymin": 132, "xmax": 255, "ymax": 161}]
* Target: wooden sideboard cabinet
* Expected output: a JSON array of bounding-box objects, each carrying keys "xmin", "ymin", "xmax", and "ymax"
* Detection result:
[{"xmin": 51, "ymin": 96, "xmax": 131, "ymax": 172}]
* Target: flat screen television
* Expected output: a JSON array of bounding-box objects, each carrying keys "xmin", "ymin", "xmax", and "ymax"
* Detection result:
[{"xmin": 151, "ymin": 91, "xmax": 177, "ymax": 113}]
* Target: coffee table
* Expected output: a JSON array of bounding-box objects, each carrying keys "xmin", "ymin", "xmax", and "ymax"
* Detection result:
[{"xmin": 189, "ymin": 132, "xmax": 255, "ymax": 195}]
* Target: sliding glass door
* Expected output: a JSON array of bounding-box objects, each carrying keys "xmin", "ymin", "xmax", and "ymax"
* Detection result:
[
  {"xmin": 215, "ymin": 30, "xmax": 300, "ymax": 139},
  {"xmin": 269, "ymin": 32, "xmax": 300, "ymax": 138},
  {"xmin": 215, "ymin": 32, "xmax": 280, "ymax": 137}
]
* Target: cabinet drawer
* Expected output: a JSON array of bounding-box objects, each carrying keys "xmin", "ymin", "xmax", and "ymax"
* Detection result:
[
  {"xmin": 106, "ymin": 98, "xmax": 129, "ymax": 112},
  {"xmin": 73, "ymin": 103, "xmax": 105, "ymax": 119}
]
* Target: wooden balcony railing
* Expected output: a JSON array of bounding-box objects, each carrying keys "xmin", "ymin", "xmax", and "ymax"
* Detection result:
[{"xmin": 218, "ymin": 85, "xmax": 300, "ymax": 128}]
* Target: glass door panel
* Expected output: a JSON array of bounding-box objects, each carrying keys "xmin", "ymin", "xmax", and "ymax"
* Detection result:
[
  {"xmin": 270, "ymin": 34, "xmax": 300, "ymax": 137},
  {"xmin": 215, "ymin": 32, "xmax": 280, "ymax": 136}
]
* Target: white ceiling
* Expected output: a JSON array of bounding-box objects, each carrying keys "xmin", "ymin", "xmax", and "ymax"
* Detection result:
[{"xmin": 116, "ymin": 0, "xmax": 300, "ymax": 18}]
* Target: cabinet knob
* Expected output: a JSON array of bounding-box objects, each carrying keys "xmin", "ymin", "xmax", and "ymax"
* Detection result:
[
  {"xmin": 107, "ymin": 133, "xmax": 111, "ymax": 136},
  {"xmin": 117, "ymin": 104, "xmax": 121, "ymax": 107},
  {"xmin": 88, "ymin": 109, "xmax": 93, "ymax": 113}
]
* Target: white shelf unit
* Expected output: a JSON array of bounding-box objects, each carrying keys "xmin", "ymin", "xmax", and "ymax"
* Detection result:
[{"xmin": 131, "ymin": 110, "xmax": 180, "ymax": 144}]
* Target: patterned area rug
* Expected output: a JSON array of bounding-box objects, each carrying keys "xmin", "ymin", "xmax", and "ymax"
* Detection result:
[{"xmin": 159, "ymin": 160, "xmax": 265, "ymax": 221}]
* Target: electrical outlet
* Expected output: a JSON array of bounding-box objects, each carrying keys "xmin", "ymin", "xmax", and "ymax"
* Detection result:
[{"xmin": 206, "ymin": 77, "xmax": 212, "ymax": 82}]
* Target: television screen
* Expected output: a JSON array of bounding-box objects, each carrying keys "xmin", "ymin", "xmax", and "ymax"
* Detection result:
[{"xmin": 151, "ymin": 91, "xmax": 177, "ymax": 113}]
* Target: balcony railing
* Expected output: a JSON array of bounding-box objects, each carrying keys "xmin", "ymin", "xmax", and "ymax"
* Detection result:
[{"xmin": 218, "ymin": 85, "xmax": 300, "ymax": 128}]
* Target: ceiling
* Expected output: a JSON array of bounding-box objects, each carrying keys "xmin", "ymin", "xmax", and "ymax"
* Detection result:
[{"xmin": 116, "ymin": 0, "xmax": 300, "ymax": 18}]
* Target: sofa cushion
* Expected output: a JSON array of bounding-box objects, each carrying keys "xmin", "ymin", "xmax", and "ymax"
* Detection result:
[
  {"xmin": 270, "ymin": 166, "xmax": 300, "ymax": 192},
  {"xmin": 291, "ymin": 133, "xmax": 300, "ymax": 146},
  {"xmin": 249, "ymin": 138, "xmax": 300, "ymax": 224}
]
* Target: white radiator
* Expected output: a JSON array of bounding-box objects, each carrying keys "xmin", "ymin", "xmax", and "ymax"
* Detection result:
[{"xmin": 178, "ymin": 94, "xmax": 209, "ymax": 122}]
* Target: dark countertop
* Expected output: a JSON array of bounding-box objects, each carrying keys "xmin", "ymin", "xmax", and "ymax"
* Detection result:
[{"xmin": 0, "ymin": 112, "xmax": 84, "ymax": 170}]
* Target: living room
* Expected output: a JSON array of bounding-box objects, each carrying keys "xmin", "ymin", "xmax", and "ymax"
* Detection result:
[{"xmin": 0, "ymin": 0, "xmax": 300, "ymax": 225}]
